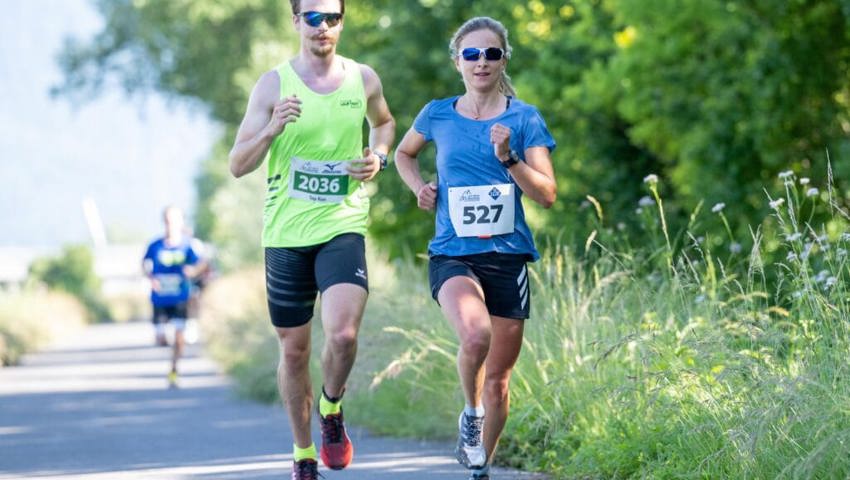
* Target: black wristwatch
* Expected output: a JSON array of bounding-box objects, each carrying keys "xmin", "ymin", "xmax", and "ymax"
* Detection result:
[
  {"xmin": 500, "ymin": 150, "xmax": 520, "ymax": 169},
  {"xmin": 375, "ymin": 151, "xmax": 388, "ymax": 171}
]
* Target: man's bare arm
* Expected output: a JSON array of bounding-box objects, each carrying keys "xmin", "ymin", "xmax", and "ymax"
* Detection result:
[{"xmin": 229, "ymin": 71, "xmax": 302, "ymax": 178}]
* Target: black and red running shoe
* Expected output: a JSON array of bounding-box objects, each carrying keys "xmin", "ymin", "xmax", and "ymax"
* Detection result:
[{"xmin": 318, "ymin": 408, "xmax": 353, "ymax": 470}]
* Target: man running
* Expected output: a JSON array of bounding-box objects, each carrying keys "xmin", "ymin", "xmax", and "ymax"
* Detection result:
[
  {"xmin": 229, "ymin": 0, "xmax": 395, "ymax": 478},
  {"xmin": 142, "ymin": 206, "xmax": 204, "ymax": 388}
]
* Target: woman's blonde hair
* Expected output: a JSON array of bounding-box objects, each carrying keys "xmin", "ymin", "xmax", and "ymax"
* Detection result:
[{"xmin": 448, "ymin": 17, "xmax": 516, "ymax": 97}]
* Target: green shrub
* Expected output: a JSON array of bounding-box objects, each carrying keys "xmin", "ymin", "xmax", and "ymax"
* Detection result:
[
  {"xmin": 0, "ymin": 291, "xmax": 87, "ymax": 366},
  {"xmin": 28, "ymin": 244, "xmax": 109, "ymax": 321}
]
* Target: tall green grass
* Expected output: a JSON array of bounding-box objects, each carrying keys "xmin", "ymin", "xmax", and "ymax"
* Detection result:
[{"xmin": 202, "ymin": 170, "xmax": 850, "ymax": 479}]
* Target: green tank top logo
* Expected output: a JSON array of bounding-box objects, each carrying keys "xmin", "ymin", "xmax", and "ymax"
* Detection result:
[{"xmin": 340, "ymin": 99, "xmax": 363, "ymax": 108}]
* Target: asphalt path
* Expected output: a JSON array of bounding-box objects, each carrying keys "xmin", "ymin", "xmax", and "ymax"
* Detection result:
[{"xmin": 0, "ymin": 322, "xmax": 549, "ymax": 480}]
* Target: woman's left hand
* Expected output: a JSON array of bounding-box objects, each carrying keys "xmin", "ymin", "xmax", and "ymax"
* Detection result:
[{"xmin": 490, "ymin": 123, "xmax": 512, "ymax": 161}]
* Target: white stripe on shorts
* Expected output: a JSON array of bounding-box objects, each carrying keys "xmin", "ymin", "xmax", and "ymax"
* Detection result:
[{"xmin": 518, "ymin": 265, "xmax": 529, "ymax": 309}]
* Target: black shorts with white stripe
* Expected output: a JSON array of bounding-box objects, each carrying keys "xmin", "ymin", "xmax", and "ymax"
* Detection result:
[
  {"xmin": 264, "ymin": 233, "xmax": 368, "ymax": 328},
  {"xmin": 428, "ymin": 252, "xmax": 532, "ymax": 320}
]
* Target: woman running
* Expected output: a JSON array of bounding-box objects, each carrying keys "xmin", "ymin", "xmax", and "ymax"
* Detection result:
[{"xmin": 394, "ymin": 16, "xmax": 557, "ymax": 480}]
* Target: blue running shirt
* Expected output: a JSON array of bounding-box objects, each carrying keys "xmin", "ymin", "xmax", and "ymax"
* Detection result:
[
  {"xmin": 413, "ymin": 96, "xmax": 556, "ymax": 260},
  {"xmin": 143, "ymin": 237, "xmax": 200, "ymax": 306}
]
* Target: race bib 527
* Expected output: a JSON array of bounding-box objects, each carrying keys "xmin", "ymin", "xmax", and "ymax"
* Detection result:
[{"xmin": 447, "ymin": 184, "xmax": 515, "ymax": 238}]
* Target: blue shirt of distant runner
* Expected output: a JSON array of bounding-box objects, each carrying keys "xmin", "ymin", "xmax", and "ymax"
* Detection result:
[{"xmin": 143, "ymin": 238, "xmax": 199, "ymax": 306}]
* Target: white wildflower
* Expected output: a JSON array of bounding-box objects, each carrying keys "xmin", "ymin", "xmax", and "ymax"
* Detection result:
[
  {"xmin": 785, "ymin": 232, "xmax": 802, "ymax": 242},
  {"xmin": 801, "ymin": 242, "xmax": 813, "ymax": 260},
  {"xmin": 815, "ymin": 270, "xmax": 830, "ymax": 283},
  {"xmin": 806, "ymin": 188, "xmax": 819, "ymax": 197},
  {"xmin": 769, "ymin": 198, "xmax": 785, "ymax": 210},
  {"xmin": 643, "ymin": 174, "xmax": 659, "ymax": 185},
  {"xmin": 778, "ymin": 170, "xmax": 794, "ymax": 180},
  {"xmin": 838, "ymin": 248, "xmax": 847, "ymax": 258},
  {"xmin": 800, "ymin": 177, "xmax": 810, "ymax": 185},
  {"xmin": 617, "ymin": 222, "xmax": 626, "ymax": 231},
  {"xmin": 729, "ymin": 242, "xmax": 742, "ymax": 254},
  {"xmin": 825, "ymin": 277, "xmax": 838, "ymax": 288},
  {"xmin": 636, "ymin": 208, "xmax": 643, "ymax": 215},
  {"xmin": 792, "ymin": 291, "xmax": 804, "ymax": 299},
  {"xmin": 786, "ymin": 251, "xmax": 798, "ymax": 262},
  {"xmin": 842, "ymin": 233, "xmax": 850, "ymax": 242},
  {"xmin": 712, "ymin": 202, "xmax": 726, "ymax": 213},
  {"xmin": 639, "ymin": 196, "xmax": 655, "ymax": 207}
]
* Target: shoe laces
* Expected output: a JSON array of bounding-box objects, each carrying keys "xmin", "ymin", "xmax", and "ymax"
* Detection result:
[
  {"xmin": 462, "ymin": 413, "xmax": 484, "ymax": 447},
  {"xmin": 320, "ymin": 411, "xmax": 345, "ymax": 444},
  {"xmin": 293, "ymin": 459, "xmax": 322, "ymax": 480}
]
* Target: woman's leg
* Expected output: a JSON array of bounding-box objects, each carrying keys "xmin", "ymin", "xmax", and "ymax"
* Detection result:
[{"xmin": 481, "ymin": 315, "xmax": 524, "ymax": 461}]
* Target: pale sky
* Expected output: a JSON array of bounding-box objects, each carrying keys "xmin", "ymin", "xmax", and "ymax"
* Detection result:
[{"xmin": 0, "ymin": 0, "xmax": 219, "ymax": 248}]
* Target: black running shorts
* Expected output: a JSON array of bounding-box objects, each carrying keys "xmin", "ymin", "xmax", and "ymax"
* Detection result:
[
  {"xmin": 264, "ymin": 233, "xmax": 368, "ymax": 328},
  {"xmin": 153, "ymin": 303, "xmax": 189, "ymax": 324},
  {"xmin": 428, "ymin": 252, "xmax": 532, "ymax": 320}
]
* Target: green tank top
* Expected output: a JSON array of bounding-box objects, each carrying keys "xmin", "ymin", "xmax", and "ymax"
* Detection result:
[{"xmin": 261, "ymin": 57, "xmax": 369, "ymax": 247}]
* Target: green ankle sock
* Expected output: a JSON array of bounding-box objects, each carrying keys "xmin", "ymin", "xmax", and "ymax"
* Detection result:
[
  {"xmin": 293, "ymin": 443, "xmax": 317, "ymax": 462},
  {"xmin": 319, "ymin": 390, "xmax": 342, "ymax": 416}
]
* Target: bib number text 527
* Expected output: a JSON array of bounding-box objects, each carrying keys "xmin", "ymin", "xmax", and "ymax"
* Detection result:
[{"xmin": 462, "ymin": 205, "xmax": 504, "ymax": 225}]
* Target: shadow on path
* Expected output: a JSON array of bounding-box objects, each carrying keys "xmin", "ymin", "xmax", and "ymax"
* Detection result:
[{"xmin": 0, "ymin": 323, "xmax": 548, "ymax": 480}]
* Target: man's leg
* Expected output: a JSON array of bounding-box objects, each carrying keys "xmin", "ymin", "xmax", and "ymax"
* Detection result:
[
  {"xmin": 164, "ymin": 318, "xmax": 185, "ymax": 387},
  {"xmin": 153, "ymin": 307, "xmax": 168, "ymax": 346},
  {"xmin": 309, "ymin": 233, "xmax": 370, "ymax": 470},
  {"xmin": 313, "ymin": 283, "xmax": 366, "ymax": 470},
  {"xmin": 319, "ymin": 283, "xmax": 367, "ymax": 398},
  {"xmin": 275, "ymin": 322, "xmax": 315, "ymax": 451},
  {"xmin": 265, "ymin": 245, "xmax": 323, "ymax": 478},
  {"xmin": 170, "ymin": 321, "xmax": 185, "ymax": 373}
]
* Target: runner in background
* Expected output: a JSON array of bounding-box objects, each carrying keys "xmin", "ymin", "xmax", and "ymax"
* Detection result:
[{"xmin": 142, "ymin": 206, "xmax": 206, "ymax": 388}]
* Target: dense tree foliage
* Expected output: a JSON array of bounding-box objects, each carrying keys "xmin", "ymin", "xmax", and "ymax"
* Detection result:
[{"xmin": 55, "ymin": 0, "xmax": 850, "ymax": 262}]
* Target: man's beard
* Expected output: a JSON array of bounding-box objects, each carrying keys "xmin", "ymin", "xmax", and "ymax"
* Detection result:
[{"xmin": 309, "ymin": 39, "xmax": 335, "ymax": 57}]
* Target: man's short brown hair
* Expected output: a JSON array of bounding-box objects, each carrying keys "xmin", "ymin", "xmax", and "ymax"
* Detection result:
[{"xmin": 289, "ymin": 0, "xmax": 345, "ymax": 15}]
